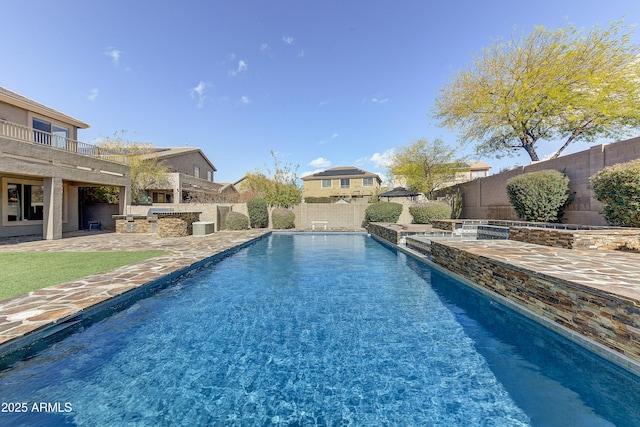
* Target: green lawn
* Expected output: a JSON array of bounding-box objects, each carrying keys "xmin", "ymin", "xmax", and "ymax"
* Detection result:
[{"xmin": 0, "ymin": 251, "xmax": 168, "ymax": 301}]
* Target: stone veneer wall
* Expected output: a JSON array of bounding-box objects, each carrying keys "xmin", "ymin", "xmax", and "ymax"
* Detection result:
[
  {"xmin": 509, "ymin": 227, "xmax": 640, "ymax": 250},
  {"xmin": 114, "ymin": 212, "xmax": 201, "ymax": 237},
  {"xmin": 115, "ymin": 216, "xmax": 153, "ymax": 234},
  {"xmin": 430, "ymin": 220, "xmax": 456, "ymax": 231},
  {"xmin": 366, "ymin": 222, "xmax": 401, "ymax": 244},
  {"xmin": 157, "ymin": 213, "xmax": 200, "ymax": 238},
  {"xmin": 430, "ymin": 241, "xmax": 640, "ymax": 365}
]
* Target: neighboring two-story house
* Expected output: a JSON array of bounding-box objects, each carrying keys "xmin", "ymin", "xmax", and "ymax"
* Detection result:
[
  {"xmin": 393, "ymin": 160, "xmax": 492, "ymax": 192},
  {"xmin": 0, "ymin": 86, "xmax": 130, "ymax": 239},
  {"xmin": 302, "ymin": 166, "xmax": 382, "ymax": 201},
  {"xmin": 141, "ymin": 147, "xmax": 238, "ymax": 203}
]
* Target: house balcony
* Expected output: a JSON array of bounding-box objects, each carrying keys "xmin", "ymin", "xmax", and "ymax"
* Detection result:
[{"xmin": 0, "ymin": 119, "xmax": 127, "ymax": 164}]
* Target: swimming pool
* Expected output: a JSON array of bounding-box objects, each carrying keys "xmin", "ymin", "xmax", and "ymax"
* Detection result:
[{"xmin": 0, "ymin": 233, "xmax": 638, "ymax": 426}]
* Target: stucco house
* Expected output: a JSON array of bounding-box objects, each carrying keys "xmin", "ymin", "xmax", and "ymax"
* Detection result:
[
  {"xmin": 302, "ymin": 166, "xmax": 382, "ymax": 201},
  {"xmin": 141, "ymin": 147, "xmax": 238, "ymax": 203},
  {"xmin": 0, "ymin": 86, "xmax": 130, "ymax": 239},
  {"xmin": 393, "ymin": 160, "xmax": 492, "ymax": 192},
  {"xmin": 452, "ymin": 161, "xmax": 491, "ymax": 184}
]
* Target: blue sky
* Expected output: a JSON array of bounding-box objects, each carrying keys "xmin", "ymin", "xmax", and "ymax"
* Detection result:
[{"xmin": 2, "ymin": 0, "xmax": 639, "ymax": 183}]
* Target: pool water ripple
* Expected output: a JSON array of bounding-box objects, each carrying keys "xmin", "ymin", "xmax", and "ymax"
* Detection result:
[{"xmin": 0, "ymin": 234, "xmax": 638, "ymax": 426}]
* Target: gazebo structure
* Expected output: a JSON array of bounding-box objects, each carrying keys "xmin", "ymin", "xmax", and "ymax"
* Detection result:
[{"xmin": 378, "ymin": 187, "xmax": 421, "ymax": 202}]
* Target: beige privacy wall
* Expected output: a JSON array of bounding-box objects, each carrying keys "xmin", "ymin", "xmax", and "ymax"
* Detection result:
[{"xmin": 443, "ymin": 136, "xmax": 640, "ymax": 226}]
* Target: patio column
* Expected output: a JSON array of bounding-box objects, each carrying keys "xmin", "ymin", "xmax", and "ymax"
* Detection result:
[
  {"xmin": 43, "ymin": 177, "xmax": 63, "ymax": 240},
  {"xmin": 119, "ymin": 185, "xmax": 131, "ymax": 215}
]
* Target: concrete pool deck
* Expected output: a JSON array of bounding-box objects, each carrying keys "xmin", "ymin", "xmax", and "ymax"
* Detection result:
[{"xmin": 0, "ymin": 230, "xmax": 270, "ymax": 349}]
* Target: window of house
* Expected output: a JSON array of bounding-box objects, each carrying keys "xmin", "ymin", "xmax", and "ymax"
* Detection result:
[
  {"xmin": 32, "ymin": 117, "xmax": 69, "ymax": 149},
  {"xmin": 152, "ymin": 192, "xmax": 173, "ymax": 203},
  {"xmin": 340, "ymin": 178, "xmax": 350, "ymax": 188},
  {"xmin": 7, "ymin": 182, "xmax": 44, "ymax": 222},
  {"xmin": 194, "ymin": 166, "xmax": 200, "ymax": 178},
  {"xmin": 470, "ymin": 170, "xmax": 486, "ymax": 179},
  {"xmin": 363, "ymin": 177, "xmax": 374, "ymax": 187},
  {"xmin": 321, "ymin": 179, "xmax": 331, "ymax": 188},
  {"xmin": 207, "ymin": 170, "xmax": 213, "ymax": 181}
]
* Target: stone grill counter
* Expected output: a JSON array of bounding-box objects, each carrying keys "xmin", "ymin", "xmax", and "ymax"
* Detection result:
[{"xmin": 113, "ymin": 212, "xmax": 201, "ymax": 237}]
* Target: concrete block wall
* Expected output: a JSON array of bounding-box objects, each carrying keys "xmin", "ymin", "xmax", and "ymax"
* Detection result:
[
  {"xmin": 293, "ymin": 203, "xmax": 369, "ymax": 230},
  {"xmin": 443, "ymin": 136, "xmax": 640, "ymax": 226}
]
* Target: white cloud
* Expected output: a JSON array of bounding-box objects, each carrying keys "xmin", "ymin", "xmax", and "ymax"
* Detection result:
[
  {"xmin": 309, "ymin": 157, "xmax": 331, "ymax": 168},
  {"xmin": 318, "ymin": 100, "xmax": 330, "ymax": 107},
  {"xmin": 370, "ymin": 97, "xmax": 389, "ymax": 104},
  {"xmin": 282, "ymin": 36, "xmax": 294, "ymax": 45},
  {"xmin": 104, "ymin": 47, "xmax": 122, "ymax": 66},
  {"xmin": 319, "ymin": 133, "xmax": 339, "ymax": 145},
  {"xmin": 229, "ymin": 60, "xmax": 248, "ymax": 77},
  {"xmin": 298, "ymin": 50, "xmax": 305, "ymax": 58},
  {"xmin": 87, "ymin": 88, "xmax": 99, "ymax": 101},
  {"xmin": 369, "ymin": 149, "xmax": 395, "ymax": 168},
  {"xmin": 190, "ymin": 81, "xmax": 212, "ymax": 108},
  {"xmin": 239, "ymin": 96, "xmax": 250, "ymax": 105},
  {"xmin": 260, "ymin": 43, "xmax": 272, "ymax": 57}
]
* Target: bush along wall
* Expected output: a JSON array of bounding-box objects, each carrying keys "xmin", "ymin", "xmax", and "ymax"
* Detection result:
[
  {"xmin": 272, "ymin": 208, "xmax": 296, "ymax": 229},
  {"xmin": 506, "ymin": 169, "xmax": 571, "ymax": 222},
  {"xmin": 247, "ymin": 198, "xmax": 269, "ymax": 228},
  {"xmin": 225, "ymin": 212, "xmax": 250, "ymax": 230},
  {"xmin": 590, "ymin": 159, "xmax": 640, "ymax": 227},
  {"xmin": 363, "ymin": 202, "xmax": 403, "ymax": 226},
  {"xmin": 409, "ymin": 202, "xmax": 452, "ymax": 224}
]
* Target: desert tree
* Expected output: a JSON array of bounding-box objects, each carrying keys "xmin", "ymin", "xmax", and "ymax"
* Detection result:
[
  {"xmin": 239, "ymin": 151, "xmax": 302, "ymax": 208},
  {"xmin": 389, "ymin": 138, "xmax": 466, "ymax": 197},
  {"xmin": 434, "ymin": 20, "xmax": 640, "ymax": 162},
  {"xmin": 98, "ymin": 131, "xmax": 171, "ymax": 204}
]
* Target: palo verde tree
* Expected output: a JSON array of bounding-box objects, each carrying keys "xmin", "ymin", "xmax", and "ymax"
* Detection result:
[
  {"xmin": 240, "ymin": 151, "xmax": 302, "ymax": 208},
  {"xmin": 434, "ymin": 20, "xmax": 640, "ymax": 162},
  {"xmin": 98, "ymin": 131, "xmax": 171, "ymax": 204},
  {"xmin": 389, "ymin": 138, "xmax": 466, "ymax": 197}
]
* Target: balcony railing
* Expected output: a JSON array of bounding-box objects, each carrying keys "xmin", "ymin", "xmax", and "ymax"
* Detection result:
[{"xmin": 0, "ymin": 119, "xmax": 128, "ymax": 164}]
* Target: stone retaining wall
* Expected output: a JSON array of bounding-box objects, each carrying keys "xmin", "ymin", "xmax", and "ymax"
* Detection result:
[
  {"xmin": 431, "ymin": 220, "xmax": 459, "ymax": 231},
  {"xmin": 157, "ymin": 213, "xmax": 200, "ymax": 238},
  {"xmin": 366, "ymin": 222, "xmax": 402, "ymax": 244},
  {"xmin": 430, "ymin": 241, "xmax": 640, "ymax": 365},
  {"xmin": 114, "ymin": 216, "xmax": 153, "ymax": 234},
  {"xmin": 114, "ymin": 212, "xmax": 201, "ymax": 237},
  {"xmin": 509, "ymin": 227, "xmax": 640, "ymax": 250}
]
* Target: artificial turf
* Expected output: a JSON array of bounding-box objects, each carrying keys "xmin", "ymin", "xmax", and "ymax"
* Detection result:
[{"xmin": 0, "ymin": 251, "xmax": 168, "ymax": 300}]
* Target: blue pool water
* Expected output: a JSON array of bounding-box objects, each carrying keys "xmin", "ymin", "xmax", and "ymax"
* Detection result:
[{"xmin": 1, "ymin": 233, "xmax": 639, "ymax": 426}]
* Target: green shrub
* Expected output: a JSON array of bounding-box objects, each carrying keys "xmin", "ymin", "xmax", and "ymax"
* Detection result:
[
  {"xmin": 247, "ymin": 198, "xmax": 268, "ymax": 228},
  {"xmin": 506, "ymin": 170, "xmax": 570, "ymax": 222},
  {"xmin": 225, "ymin": 212, "xmax": 249, "ymax": 230},
  {"xmin": 272, "ymin": 208, "xmax": 295, "ymax": 229},
  {"xmin": 363, "ymin": 202, "xmax": 403, "ymax": 225},
  {"xmin": 409, "ymin": 202, "xmax": 452, "ymax": 224},
  {"xmin": 590, "ymin": 159, "xmax": 640, "ymax": 227}
]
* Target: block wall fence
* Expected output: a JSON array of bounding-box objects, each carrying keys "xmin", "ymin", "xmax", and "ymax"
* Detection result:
[{"xmin": 440, "ymin": 136, "xmax": 640, "ymax": 226}]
